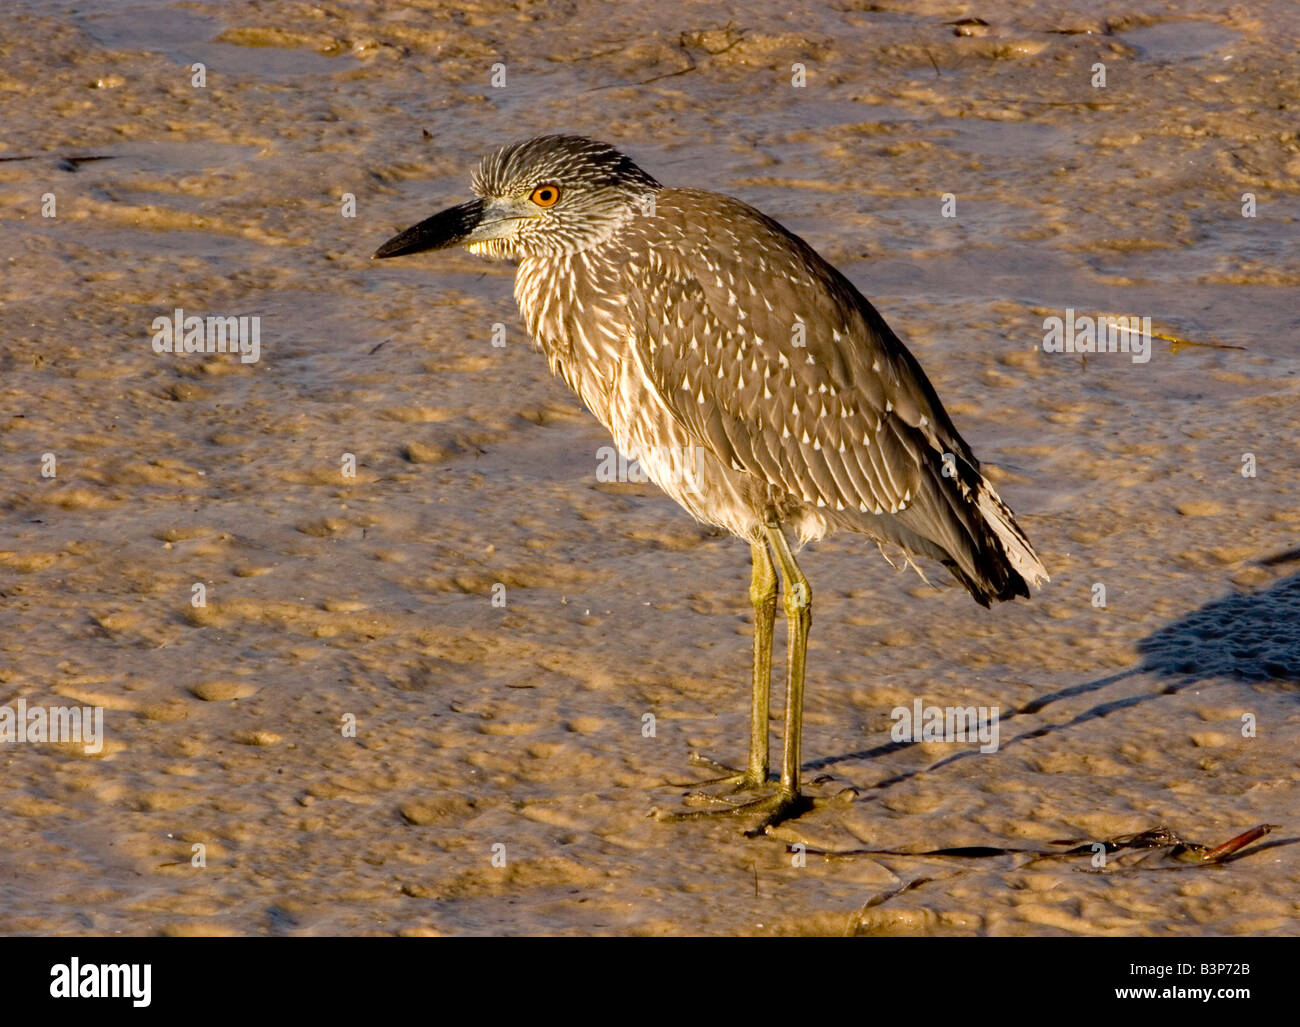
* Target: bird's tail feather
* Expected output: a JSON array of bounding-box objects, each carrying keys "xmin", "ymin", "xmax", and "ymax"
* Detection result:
[
  {"xmin": 885, "ymin": 454, "xmax": 1048, "ymax": 608},
  {"xmin": 937, "ymin": 461, "xmax": 1048, "ymax": 607},
  {"xmin": 974, "ymin": 477, "xmax": 1049, "ymax": 593}
]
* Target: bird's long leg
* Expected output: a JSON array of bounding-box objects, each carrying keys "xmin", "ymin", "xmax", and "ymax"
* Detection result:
[
  {"xmin": 655, "ymin": 528, "xmax": 812, "ymax": 831},
  {"xmin": 680, "ymin": 539, "xmax": 775, "ymax": 792},
  {"xmin": 661, "ymin": 540, "xmax": 775, "ymax": 807},
  {"xmin": 746, "ymin": 538, "xmax": 777, "ymax": 784},
  {"xmin": 734, "ymin": 522, "xmax": 813, "ymax": 832}
]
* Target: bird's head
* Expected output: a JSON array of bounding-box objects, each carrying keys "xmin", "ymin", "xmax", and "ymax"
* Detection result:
[{"xmin": 373, "ymin": 134, "xmax": 661, "ymax": 262}]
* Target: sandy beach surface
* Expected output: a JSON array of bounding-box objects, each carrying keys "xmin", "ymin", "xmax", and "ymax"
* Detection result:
[{"xmin": 1, "ymin": 0, "xmax": 1297, "ymax": 935}]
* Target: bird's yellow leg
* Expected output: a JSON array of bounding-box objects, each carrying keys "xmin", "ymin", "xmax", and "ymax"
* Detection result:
[
  {"xmin": 745, "ymin": 538, "xmax": 777, "ymax": 786},
  {"xmin": 663, "ymin": 541, "xmax": 775, "ymax": 800},
  {"xmin": 655, "ymin": 530, "xmax": 813, "ymax": 833},
  {"xmin": 725, "ymin": 524, "xmax": 814, "ymax": 834}
]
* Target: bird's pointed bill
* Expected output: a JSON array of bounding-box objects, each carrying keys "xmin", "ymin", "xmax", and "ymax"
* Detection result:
[{"xmin": 373, "ymin": 198, "xmax": 485, "ymax": 258}]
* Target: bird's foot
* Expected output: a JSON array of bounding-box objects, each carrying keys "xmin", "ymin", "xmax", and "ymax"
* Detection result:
[
  {"xmin": 665, "ymin": 752, "xmax": 768, "ymax": 794},
  {"xmin": 653, "ymin": 787, "xmax": 811, "ymax": 835}
]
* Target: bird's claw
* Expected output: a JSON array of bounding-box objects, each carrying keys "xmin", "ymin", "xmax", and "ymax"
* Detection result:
[
  {"xmin": 663, "ymin": 752, "xmax": 768, "ymax": 792},
  {"xmin": 652, "ymin": 787, "xmax": 810, "ymax": 835},
  {"xmin": 688, "ymin": 752, "xmax": 740, "ymax": 775}
]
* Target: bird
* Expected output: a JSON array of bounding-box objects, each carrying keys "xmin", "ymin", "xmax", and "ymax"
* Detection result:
[{"xmin": 373, "ymin": 134, "xmax": 1048, "ymax": 833}]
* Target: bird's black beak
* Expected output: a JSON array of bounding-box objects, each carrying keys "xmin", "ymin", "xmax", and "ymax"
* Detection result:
[{"xmin": 372, "ymin": 198, "xmax": 485, "ymax": 259}]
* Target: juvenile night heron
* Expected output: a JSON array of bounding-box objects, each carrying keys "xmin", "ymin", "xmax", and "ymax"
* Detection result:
[{"xmin": 374, "ymin": 135, "xmax": 1048, "ymax": 832}]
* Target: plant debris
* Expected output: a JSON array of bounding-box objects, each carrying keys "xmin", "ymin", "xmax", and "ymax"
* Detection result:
[{"xmin": 801, "ymin": 824, "xmax": 1280, "ymax": 872}]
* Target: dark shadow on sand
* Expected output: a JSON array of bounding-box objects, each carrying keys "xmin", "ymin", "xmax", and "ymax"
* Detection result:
[{"xmin": 808, "ymin": 569, "xmax": 1300, "ymax": 791}]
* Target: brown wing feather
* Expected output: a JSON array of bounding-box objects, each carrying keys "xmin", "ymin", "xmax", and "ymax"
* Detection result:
[{"xmin": 622, "ymin": 188, "xmax": 1047, "ymax": 602}]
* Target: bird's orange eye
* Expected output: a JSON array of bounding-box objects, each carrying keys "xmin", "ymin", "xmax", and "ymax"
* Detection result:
[{"xmin": 530, "ymin": 184, "xmax": 560, "ymax": 207}]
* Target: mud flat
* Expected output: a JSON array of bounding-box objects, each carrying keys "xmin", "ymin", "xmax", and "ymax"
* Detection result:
[{"xmin": 0, "ymin": 0, "xmax": 1297, "ymax": 934}]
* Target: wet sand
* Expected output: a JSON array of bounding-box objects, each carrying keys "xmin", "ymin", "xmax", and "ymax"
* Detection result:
[{"xmin": 1, "ymin": 0, "xmax": 1298, "ymax": 935}]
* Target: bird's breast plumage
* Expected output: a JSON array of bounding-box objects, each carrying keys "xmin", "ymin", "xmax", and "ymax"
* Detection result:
[{"xmin": 509, "ymin": 187, "xmax": 1046, "ymax": 596}]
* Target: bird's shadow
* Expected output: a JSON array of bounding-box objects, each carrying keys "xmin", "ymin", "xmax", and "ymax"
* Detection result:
[{"xmin": 809, "ymin": 565, "xmax": 1300, "ymax": 792}]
